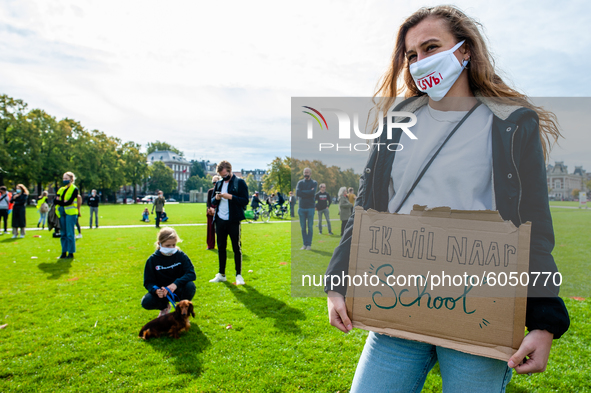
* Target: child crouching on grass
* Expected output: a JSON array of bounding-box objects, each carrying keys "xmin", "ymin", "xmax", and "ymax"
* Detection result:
[{"xmin": 141, "ymin": 227, "xmax": 196, "ymax": 317}]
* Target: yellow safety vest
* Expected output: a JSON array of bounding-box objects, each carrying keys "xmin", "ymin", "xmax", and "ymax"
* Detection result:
[
  {"xmin": 56, "ymin": 185, "xmax": 79, "ymax": 218},
  {"xmin": 36, "ymin": 196, "xmax": 47, "ymax": 209}
]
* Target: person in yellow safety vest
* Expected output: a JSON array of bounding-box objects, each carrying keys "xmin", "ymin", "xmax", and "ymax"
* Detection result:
[
  {"xmin": 37, "ymin": 190, "xmax": 49, "ymax": 229},
  {"xmin": 55, "ymin": 171, "xmax": 79, "ymax": 259}
]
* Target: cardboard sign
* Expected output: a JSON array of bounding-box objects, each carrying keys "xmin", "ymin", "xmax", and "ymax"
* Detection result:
[{"xmin": 345, "ymin": 206, "xmax": 531, "ymax": 361}]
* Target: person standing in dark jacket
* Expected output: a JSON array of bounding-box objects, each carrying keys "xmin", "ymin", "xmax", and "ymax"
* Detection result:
[
  {"xmin": 206, "ymin": 175, "xmax": 221, "ymax": 250},
  {"xmin": 325, "ymin": 6, "xmax": 569, "ymax": 391},
  {"xmin": 296, "ymin": 168, "xmax": 317, "ymax": 250},
  {"xmin": 87, "ymin": 189, "xmax": 99, "ymax": 229},
  {"xmin": 152, "ymin": 191, "xmax": 165, "ymax": 228},
  {"xmin": 142, "ymin": 227, "xmax": 196, "ymax": 317},
  {"xmin": 10, "ymin": 184, "xmax": 28, "ymax": 239},
  {"xmin": 209, "ymin": 160, "xmax": 249, "ymax": 285},
  {"xmin": 315, "ymin": 183, "xmax": 333, "ymax": 235}
]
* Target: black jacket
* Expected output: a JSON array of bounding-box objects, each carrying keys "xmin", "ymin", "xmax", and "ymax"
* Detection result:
[
  {"xmin": 296, "ymin": 179, "xmax": 317, "ymax": 209},
  {"xmin": 211, "ymin": 175, "xmax": 249, "ymax": 223},
  {"xmin": 87, "ymin": 195, "xmax": 100, "ymax": 207},
  {"xmin": 325, "ymin": 96, "xmax": 570, "ymax": 339},
  {"xmin": 143, "ymin": 249, "xmax": 196, "ymax": 294}
]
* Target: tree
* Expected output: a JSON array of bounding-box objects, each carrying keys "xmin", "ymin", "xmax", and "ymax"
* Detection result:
[
  {"xmin": 185, "ymin": 174, "xmax": 212, "ymax": 193},
  {"xmin": 263, "ymin": 157, "xmax": 291, "ymax": 194},
  {"xmin": 149, "ymin": 161, "xmax": 177, "ymax": 195},
  {"xmin": 121, "ymin": 141, "xmax": 150, "ymax": 201},
  {"xmin": 572, "ymin": 188, "xmax": 581, "ymax": 199},
  {"xmin": 5, "ymin": 107, "xmax": 42, "ymax": 188},
  {"xmin": 290, "ymin": 158, "xmax": 360, "ymax": 198},
  {"xmin": 0, "ymin": 95, "xmax": 29, "ymax": 186},
  {"xmin": 245, "ymin": 173, "xmax": 258, "ymax": 195},
  {"xmin": 35, "ymin": 113, "xmax": 71, "ymax": 195},
  {"xmin": 146, "ymin": 141, "xmax": 184, "ymax": 156},
  {"xmin": 190, "ymin": 160, "xmax": 205, "ymax": 178}
]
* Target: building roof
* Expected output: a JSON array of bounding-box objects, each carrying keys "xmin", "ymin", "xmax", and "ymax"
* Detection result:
[{"xmin": 147, "ymin": 150, "xmax": 190, "ymax": 165}]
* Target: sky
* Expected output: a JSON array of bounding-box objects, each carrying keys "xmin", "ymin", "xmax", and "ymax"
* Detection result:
[{"xmin": 1, "ymin": 0, "xmax": 590, "ymax": 172}]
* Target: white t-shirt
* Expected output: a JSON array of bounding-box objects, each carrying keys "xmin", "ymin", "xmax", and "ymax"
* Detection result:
[
  {"xmin": 388, "ymin": 104, "xmax": 494, "ymax": 214},
  {"xmin": 217, "ymin": 181, "xmax": 230, "ymax": 220}
]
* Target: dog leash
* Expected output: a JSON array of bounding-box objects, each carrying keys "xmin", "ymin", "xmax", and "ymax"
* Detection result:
[{"xmin": 153, "ymin": 285, "xmax": 180, "ymax": 309}]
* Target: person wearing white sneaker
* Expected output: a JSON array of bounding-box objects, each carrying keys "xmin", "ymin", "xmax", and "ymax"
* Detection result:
[
  {"xmin": 141, "ymin": 228, "xmax": 197, "ymax": 316},
  {"xmin": 235, "ymin": 274, "xmax": 245, "ymax": 285},
  {"xmin": 210, "ymin": 161, "xmax": 249, "ymax": 285},
  {"xmin": 209, "ymin": 273, "xmax": 227, "ymax": 283}
]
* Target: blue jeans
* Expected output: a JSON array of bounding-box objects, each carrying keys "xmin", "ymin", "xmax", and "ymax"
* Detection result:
[
  {"xmin": 38, "ymin": 212, "xmax": 47, "ymax": 226},
  {"xmin": 351, "ymin": 332, "xmax": 512, "ymax": 393},
  {"xmin": 59, "ymin": 208, "xmax": 77, "ymax": 254},
  {"xmin": 317, "ymin": 208, "xmax": 331, "ymax": 233},
  {"xmin": 298, "ymin": 208, "xmax": 315, "ymax": 247}
]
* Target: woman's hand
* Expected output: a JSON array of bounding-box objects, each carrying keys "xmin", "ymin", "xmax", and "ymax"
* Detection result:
[
  {"xmin": 327, "ymin": 291, "xmax": 352, "ymax": 333},
  {"xmin": 508, "ymin": 329, "xmax": 554, "ymax": 374},
  {"xmin": 167, "ymin": 283, "xmax": 177, "ymax": 293}
]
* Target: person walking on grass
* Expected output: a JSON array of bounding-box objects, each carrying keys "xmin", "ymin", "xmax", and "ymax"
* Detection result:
[
  {"xmin": 337, "ymin": 187, "xmax": 353, "ymax": 237},
  {"xmin": 37, "ymin": 191, "xmax": 49, "ymax": 230},
  {"xmin": 10, "ymin": 184, "xmax": 28, "ymax": 239},
  {"xmin": 209, "ymin": 160, "xmax": 249, "ymax": 285},
  {"xmin": 326, "ymin": 6, "xmax": 569, "ymax": 392},
  {"xmin": 141, "ymin": 227, "xmax": 196, "ymax": 317},
  {"xmin": 55, "ymin": 172, "xmax": 78, "ymax": 258},
  {"xmin": 315, "ymin": 183, "xmax": 333, "ymax": 235},
  {"xmin": 87, "ymin": 189, "xmax": 99, "ymax": 229},
  {"xmin": 296, "ymin": 168, "xmax": 317, "ymax": 250},
  {"xmin": 152, "ymin": 191, "xmax": 165, "ymax": 228},
  {"xmin": 0, "ymin": 186, "xmax": 11, "ymax": 235}
]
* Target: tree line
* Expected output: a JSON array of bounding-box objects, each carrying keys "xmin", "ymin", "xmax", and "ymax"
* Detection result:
[
  {"xmin": 261, "ymin": 157, "xmax": 360, "ymax": 199},
  {"xmin": 0, "ymin": 94, "xmax": 205, "ymax": 201}
]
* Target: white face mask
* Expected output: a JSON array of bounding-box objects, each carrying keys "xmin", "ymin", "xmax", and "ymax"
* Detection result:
[
  {"xmin": 409, "ymin": 40, "xmax": 468, "ymax": 101},
  {"xmin": 159, "ymin": 246, "xmax": 178, "ymax": 256}
]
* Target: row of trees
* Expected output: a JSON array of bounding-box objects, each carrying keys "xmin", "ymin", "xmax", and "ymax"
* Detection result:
[
  {"xmin": 0, "ymin": 94, "xmax": 186, "ymax": 200},
  {"xmin": 261, "ymin": 157, "xmax": 360, "ymax": 198}
]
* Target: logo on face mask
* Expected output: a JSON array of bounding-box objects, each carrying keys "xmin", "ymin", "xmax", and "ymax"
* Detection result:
[{"xmin": 416, "ymin": 72, "xmax": 444, "ymax": 91}]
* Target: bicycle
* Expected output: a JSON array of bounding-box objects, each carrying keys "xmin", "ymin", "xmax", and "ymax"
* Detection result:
[
  {"xmin": 251, "ymin": 205, "xmax": 270, "ymax": 223},
  {"xmin": 270, "ymin": 203, "xmax": 289, "ymax": 219}
]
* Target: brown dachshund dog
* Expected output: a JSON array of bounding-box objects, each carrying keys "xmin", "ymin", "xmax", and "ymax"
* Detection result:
[{"xmin": 139, "ymin": 300, "xmax": 195, "ymax": 339}]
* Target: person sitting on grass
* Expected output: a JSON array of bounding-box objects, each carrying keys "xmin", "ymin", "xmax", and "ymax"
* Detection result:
[
  {"xmin": 160, "ymin": 208, "xmax": 169, "ymax": 222},
  {"xmin": 141, "ymin": 227, "xmax": 196, "ymax": 317},
  {"xmin": 141, "ymin": 208, "xmax": 150, "ymax": 222}
]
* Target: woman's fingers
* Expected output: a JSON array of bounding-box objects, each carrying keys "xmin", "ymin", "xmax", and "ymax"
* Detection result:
[
  {"xmin": 508, "ymin": 329, "xmax": 553, "ymax": 374},
  {"xmin": 327, "ymin": 292, "xmax": 352, "ymax": 333}
]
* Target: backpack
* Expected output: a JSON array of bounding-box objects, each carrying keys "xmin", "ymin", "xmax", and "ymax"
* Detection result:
[{"xmin": 40, "ymin": 202, "xmax": 50, "ymax": 213}]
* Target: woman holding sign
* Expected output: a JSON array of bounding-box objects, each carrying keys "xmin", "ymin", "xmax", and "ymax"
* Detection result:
[{"xmin": 325, "ymin": 5, "xmax": 570, "ymax": 392}]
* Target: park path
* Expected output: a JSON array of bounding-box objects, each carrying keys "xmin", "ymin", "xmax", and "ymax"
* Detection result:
[{"xmin": 23, "ymin": 218, "xmax": 342, "ymax": 231}]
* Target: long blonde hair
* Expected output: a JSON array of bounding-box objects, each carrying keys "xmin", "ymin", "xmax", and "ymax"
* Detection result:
[{"xmin": 374, "ymin": 5, "xmax": 561, "ymax": 160}]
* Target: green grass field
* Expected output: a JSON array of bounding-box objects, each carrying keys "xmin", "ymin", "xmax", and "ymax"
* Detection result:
[{"xmin": 0, "ymin": 204, "xmax": 589, "ymax": 392}]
